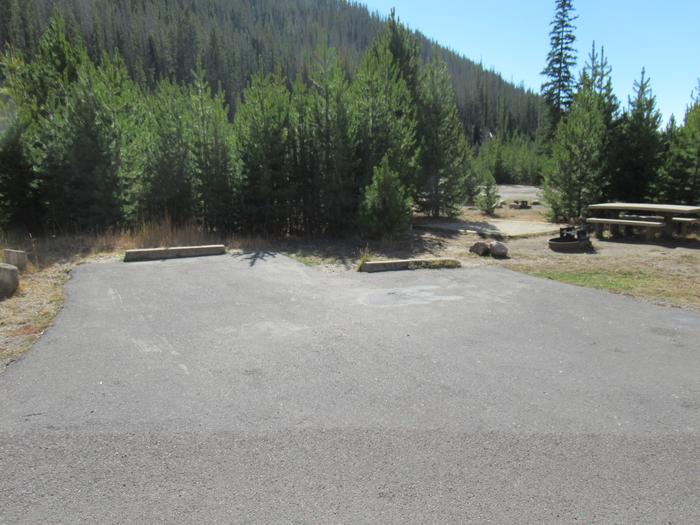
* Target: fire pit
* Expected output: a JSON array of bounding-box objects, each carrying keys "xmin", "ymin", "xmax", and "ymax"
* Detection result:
[{"xmin": 549, "ymin": 226, "xmax": 592, "ymax": 253}]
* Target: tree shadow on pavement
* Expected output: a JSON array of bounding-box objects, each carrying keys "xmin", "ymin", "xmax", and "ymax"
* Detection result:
[{"xmin": 232, "ymin": 250, "xmax": 278, "ymax": 267}]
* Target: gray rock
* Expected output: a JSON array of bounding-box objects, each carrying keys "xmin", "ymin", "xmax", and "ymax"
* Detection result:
[
  {"xmin": 4, "ymin": 249, "xmax": 28, "ymax": 272},
  {"xmin": 0, "ymin": 263, "xmax": 19, "ymax": 299},
  {"xmin": 469, "ymin": 241, "xmax": 490, "ymax": 256},
  {"xmin": 489, "ymin": 241, "xmax": 509, "ymax": 259}
]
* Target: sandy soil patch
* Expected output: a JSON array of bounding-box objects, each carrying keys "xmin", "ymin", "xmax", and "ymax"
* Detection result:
[{"xmin": 0, "ymin": 264, "xmax": 70, "ymax": 371}]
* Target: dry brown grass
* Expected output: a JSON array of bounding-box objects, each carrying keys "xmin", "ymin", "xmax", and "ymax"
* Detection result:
[
  {"xmin": 0, "ymin": 262, "xmax": 70, "ymax": 370},
  {"xmin": 501, "ymin": 235, "xmax": 700, "ymax": 310}
]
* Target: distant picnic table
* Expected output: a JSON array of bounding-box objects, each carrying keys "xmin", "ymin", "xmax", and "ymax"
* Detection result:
[{"xmin": 587, "ymin": 203, "xmax": 700, "ymax": 239}]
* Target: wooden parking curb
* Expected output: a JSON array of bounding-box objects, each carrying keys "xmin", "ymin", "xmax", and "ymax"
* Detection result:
[
  {"xmin": 358, "ymin": 258, "xmax": 461, "ymax": 273},
  {"xmin": 124, "ymin": 245, "xmax": 226, "ymax": 262}
]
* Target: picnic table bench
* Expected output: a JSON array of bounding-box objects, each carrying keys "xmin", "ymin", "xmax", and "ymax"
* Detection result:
[
  {"xmin": 673, "ymin": 217, "xmax": 700, "ymax": 236},
  {"xmin": 587, "ymin": 203, "xmax": 700, "ymax": 239}
]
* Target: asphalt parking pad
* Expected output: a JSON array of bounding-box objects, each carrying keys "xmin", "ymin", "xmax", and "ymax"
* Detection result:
[{"xmin": 1, "ymin": 254, "xmax": 698, "ymax": 523}]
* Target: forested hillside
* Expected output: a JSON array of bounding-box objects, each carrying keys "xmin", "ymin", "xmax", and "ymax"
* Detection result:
[
  {"xmin": 2, "ymin": 9, "xmax": 495, "ymax": 235},
  {"xmin": 0, "ymin": 0, "xmax": 541, "ymax": 140},
  {"xmin": 7, "ymin": 0, "xmax": 693, "ymax": 237}
]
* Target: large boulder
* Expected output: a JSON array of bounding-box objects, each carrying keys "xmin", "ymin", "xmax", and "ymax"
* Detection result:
[
  {"xmin": 4, "ymin": 249, "xmax": 28, "ymax": 272},
  {"xmin": 0, "ymin": 263, "xmax": 20, "ymax": 299},
  {"xmin": 489, "ymin": 241, "xmax": 509, "ymax": 259},
  {"xmin": 469, "ymin": 241, "xmax": 490, "ymax": 256}
]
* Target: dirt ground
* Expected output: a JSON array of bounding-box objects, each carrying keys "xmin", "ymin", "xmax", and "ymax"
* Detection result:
[
  {"xmin": 0, "ymin": 263, "xmax": 71, "ymax": 370},
  {"xmin": 497, "ymin": 184, "xmax": 543, "ymax": 203},
  {"xmin": 279, "ymin": 220, "xmax": 700, "ymax": 313},
  {"xmin": 460, "ymin": 204, "xmax": 550, "ymax": 223},
  {"xmin": 502, "ymin": 235, "xmax": 700, "ymax": 310}
]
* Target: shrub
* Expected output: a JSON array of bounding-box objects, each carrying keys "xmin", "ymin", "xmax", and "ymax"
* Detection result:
[
  {"xmin": 476, "ymin": 174, "xmax": 500, "ymax": 215},
  {"xmin": 359, "ymin": 157, "xmax": 413, "ymax": 238}
]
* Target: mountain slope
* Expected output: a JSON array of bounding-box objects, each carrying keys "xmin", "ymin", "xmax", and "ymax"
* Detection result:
[{"xmin": 0, "ymin": 0, "xmax": 541, "ymax": 139}]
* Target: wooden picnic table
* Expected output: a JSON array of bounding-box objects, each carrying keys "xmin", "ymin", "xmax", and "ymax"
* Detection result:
[{"xmin": 587, "ymin": 202, "xmax": 700, "ymax": 238}]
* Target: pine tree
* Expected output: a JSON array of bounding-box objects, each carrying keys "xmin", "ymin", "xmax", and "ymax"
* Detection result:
[
  {"xmin": 305, "ymin": 46, "xmax": 357, "ymax": 234},
  {"xmin": 1, "ymin": 0, "xmax": 24, "ymax": 52},
  {"xmin": 233, "ymin": 72, "xmax": 294, "ymax": 234},
  {"xmin": 386, "ymin": 9, "xmax": 421, "ymax": 103},
  {"xmin": 583, "ymin": 42, "xmax": 618, "ymax": 128},
  {"xmin": 541, "ymin": 0, "xmax": 578, "ymax": 130},
  {"xmin": 350, "ymin": 32, "xmax": 419, "ymax": 193},
  {"xmin": 289, "ymin": 79, "xmax": 320, "ymax": 233},
  {"xmin": 175, "ymin": 13, "xmax": 199, "ymax": 84},
  {"xmin": 545, "ymin": 80, "xmax": 607, "ymax": 221},
  {"xmin": 189, "ymin": 67, "xmax": 237, "ymax": 231},
  {"xmin": 142, "ymin": 80, "xmax": 195, "ymax": 225},
  {"xmin": 30, "ymin": 55, "xmax": 135, "ymax": 230},
  {"xmin": 3, "ymin": 15, "xmax": 84, "ymax": 123},
  {"xmin": 475, "ymin": 173, "xmax": 500, "ymax": 216},
  {"xmin": 653, "ymin": 93, "xmax": 700, "ymax": 204},
  {"xmin": 580, "ymin": 42, "xmax": 618, "ymax": 197},
  {"xmin": 0, "ymin": 122, "xmax": 39, "ymax": 230},
  {"xmin": 20, "ymin": 0, "xmax": 40, "ymax": 57},
  {"xmin": 359, "ymin": 156, "xmax": 412, "ymax": 238},
  {"xmin": 609, "ymin": 69, "xmax": 663, "ymax": 202},
  {"xmin": 415, "ymin": 58, "xmax": 470, "ymax": 217}
]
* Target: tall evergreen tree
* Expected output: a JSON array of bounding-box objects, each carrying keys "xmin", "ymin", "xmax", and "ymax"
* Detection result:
[
  {"xmin": 289, "ymin": 79, "xmax": 321, "ymax": 233},
  {"xmin": 0, "ymin": 122, "xmax": 39, "ymax": 230},
  {"xmin": 189, "ymin": 67, "xmax": 238, "ymax": 231},
  {"xmin": 29, "ymin": 55, "xmax": 135, "ymax": 230},
  {"xmin": 141, "ymin": 81, "xmax": 195, "ymax": 225},
  {"xmin": 415, "ymin": 58, "xmax": 470, "ymax": 217},
  {"xmin": 541, "ymin": 0, "xmax": 578, "ymax": 130},
  {"xmin": 583, "ymin": 43, "xmax": 618, "ymax": 127},
  {"xmin": 580, "ymin": 42, "xmax": 618, "ymax": 197},
  {"xmin": 233, "ymin": 72, "xmax": 294, "ymax": 234},
  {"xmin": 386, "ymin": 9, "xmax": 421, "ymax": 103},
  {"xmin": 305, "ymin": 46, "xmax": 356, "ymax": 234},
  {"xmin": 350, "ymin": 31, "xmax": 419, "ymax": 193},
  {"xmin": 609, "ymin": 69, "xmax": 663, "ymax": 202},
  {"xmin": 653, "ymin": 92, "xmax": 700, "ymax": 204},
  {"xmin": 545, "ymin": 80, "xmax": 607, "ymax": 221},
  {"xmin": 0, "ymin": 0, "xmax": 25, "ymax": 53},
  {"xmin": 2, "ymin": 15, "xmax": 132, "ymax": 231}
]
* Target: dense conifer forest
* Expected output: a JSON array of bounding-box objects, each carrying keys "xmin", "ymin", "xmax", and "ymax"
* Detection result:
[
  {"xmin": 0, "ymin": 0, "xmax": 697, "ymax": 236},
  {"xmin": 539, "ymin": 0, "xmax": 699, "ymax": 220},
  {"xmin": 0, "ymin": 0, "xmax": 541, "ymax": 140}
]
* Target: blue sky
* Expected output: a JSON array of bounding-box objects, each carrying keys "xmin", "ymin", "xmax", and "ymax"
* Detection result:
[{"xmin": 361, "ymin": 0, "xmax": 700, "ymax": 123}]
